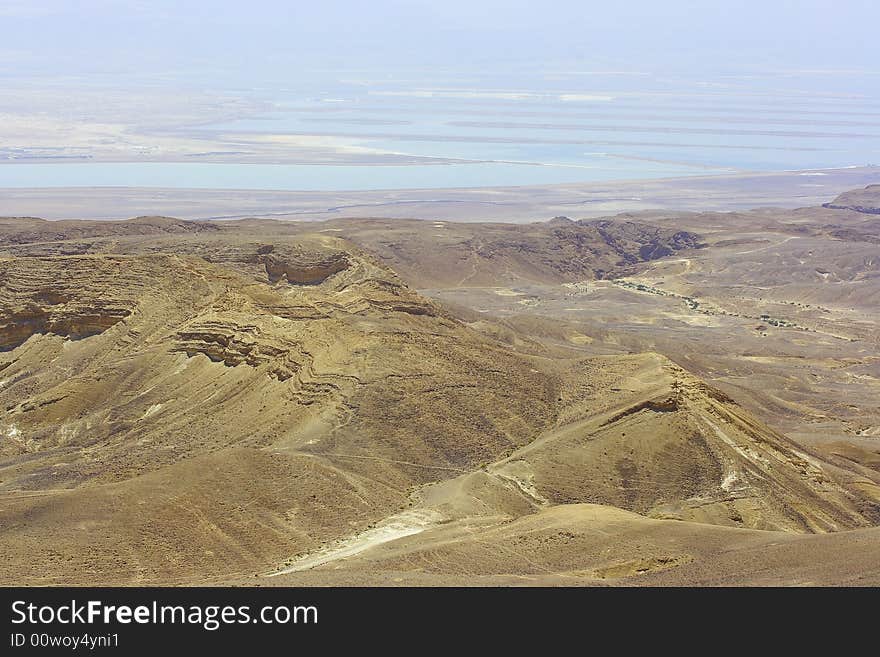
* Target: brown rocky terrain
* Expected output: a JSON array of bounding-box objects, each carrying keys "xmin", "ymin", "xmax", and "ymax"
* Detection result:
[
  {"xmin": 279, "ymin": 217, "xmax": 703, "ymax": 287},
  {"xmin": 823, "ymin": 184, "xmax": 880, "ymax": 214},
  {"xmin": 1, "ymin": 188, "xmax": 879, "ymax": 586}
]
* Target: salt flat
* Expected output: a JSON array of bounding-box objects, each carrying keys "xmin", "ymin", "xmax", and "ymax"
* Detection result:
[{"xmin": 1, "ymin": 166, "xmax": 878, "ymax": 222}]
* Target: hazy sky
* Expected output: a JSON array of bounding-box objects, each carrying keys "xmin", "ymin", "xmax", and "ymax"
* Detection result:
[{"xmin": 2, "ymin": 0, "xmax": 878, "ymax": 81}]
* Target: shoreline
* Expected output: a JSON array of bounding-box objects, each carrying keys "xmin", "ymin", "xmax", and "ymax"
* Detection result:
[{"xmin": 1, "ymin": 165, "xmax": 878, "ymax": 223}]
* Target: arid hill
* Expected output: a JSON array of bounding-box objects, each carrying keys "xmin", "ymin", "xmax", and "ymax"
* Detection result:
[
  {"xmin": 1, "ymin": 194, "xmax": 879, "ymax": 585},
  {"xmin": 823, "ymin": 184, "xmax": 880, "ymax": 214},
  {"xmin": 0, "ymin": 214, "xmax": 701, "ymax": 286},
  {"xmin": 0, "ymin": 215, "xmax": 220, "ymax": 245},
  {"xmin": 266, "ymin": 217, "xmax": 703, "ymax": 287},
  {"xmin": 0, "ymin": 237, "xmax": 559, "ymax": 584}
]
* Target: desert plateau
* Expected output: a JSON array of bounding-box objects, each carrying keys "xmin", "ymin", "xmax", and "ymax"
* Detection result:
[{"xmin": 2, "ymin": 183, "xmax": 879, "ymax": 586}]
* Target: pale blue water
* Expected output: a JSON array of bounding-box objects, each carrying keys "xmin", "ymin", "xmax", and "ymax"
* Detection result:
[
  {"xmin": 2, "ymin": 70, "xmax": 878, "ymax": 190},
  {"xmin": 185, "ymin": 71, "xmax": 880, "ymax": 182},
  {"xmin": 0, "ymin": 160, "xmax": 723, "ymax": 191}
]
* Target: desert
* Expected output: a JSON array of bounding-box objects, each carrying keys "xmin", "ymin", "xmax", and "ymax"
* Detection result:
[{"xmin": 2, "ymin": 183, "xmax": 878, "ymax": 586}]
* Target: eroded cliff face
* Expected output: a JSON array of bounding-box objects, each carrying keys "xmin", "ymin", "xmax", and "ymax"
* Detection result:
[
  {"xmin": 254, "ymin": 245, "xmax": 351, "ymax": 285},
  {"xmin": 0, "ymin": 257, "xmax": 139, "ymax": 351},
  {"xmin": 0, "ymin": 236, "xmax": 558, "ymax": 583}
]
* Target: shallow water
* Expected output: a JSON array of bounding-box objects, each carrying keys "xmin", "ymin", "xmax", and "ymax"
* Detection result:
[
  {"xmin": 3, "ymin": 70, "xmax": 879, "ymax": 190},
  {"xmin": 0, "ymin": 159, "xmax": 725, "ymax": 191}
]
